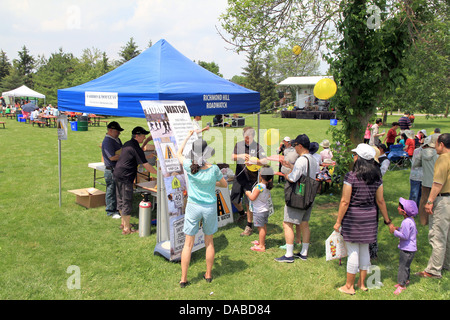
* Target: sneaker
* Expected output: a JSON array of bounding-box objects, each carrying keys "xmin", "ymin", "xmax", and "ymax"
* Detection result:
[
  {"xmin": 293, "ymin": 252, "xmax": 307, "ymax": 260},
  {"xmin": 240, "ymin": 226, "xmax": 253, "ymax": 236},
  {"xmin": 414, "ymin": 271, "xmax": 442, "ymax": 279},
  {"xmin": 112, "ymin": 213, "xmax": 121, "ymax": 219},
  {"xmin": 274, "ymin": 255, "xmax": 294, "ymax": 263}
]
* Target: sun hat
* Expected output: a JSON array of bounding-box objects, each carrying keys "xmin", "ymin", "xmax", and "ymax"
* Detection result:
[
  {"xmin": 372, "ymin": 146, "xmax": 380, "ymax": 163},
  {"xmin": 423, "ymin": 133, "xmax": 441, "ymax": 148},
  {"xmin": 320, "ymin": 139, "xmax": 330, "ymax": 148},
  {"xmin": 189, "ymin": 138, "xmax": 215, "ymax": 165},
  {"xmin": 309, "ymin": 142, "xmax": 319, "ymax": 154},
  {"xmin": 399, "ymin": 197, "xmax": 418, "ymax": 217},
  {"xmin": 405, "ymin": 130, "xmax": 415, "ymax": 140},
  {"xmin": 351, "ymin": 143, "xmax": 376, "ymax": 160}
]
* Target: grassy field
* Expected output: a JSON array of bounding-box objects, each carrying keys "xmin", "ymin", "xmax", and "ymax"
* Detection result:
[{"xmin": 0, "ymin": 113, "xmax": 449, "ymax": 301}]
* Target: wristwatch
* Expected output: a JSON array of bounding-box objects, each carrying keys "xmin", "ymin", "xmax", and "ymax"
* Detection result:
[{"xmin": 426, "ymin": 200, "xmax": 433, "ymax": 205}]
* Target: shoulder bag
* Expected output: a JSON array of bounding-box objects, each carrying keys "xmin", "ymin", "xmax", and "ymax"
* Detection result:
[{"xmin": 284, "ymin": 155, "xmax": 320, "ymax": 210}]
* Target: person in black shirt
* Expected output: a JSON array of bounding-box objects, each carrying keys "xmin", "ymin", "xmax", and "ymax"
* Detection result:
[
  {"xmin": 231, "ymin": 127, "xmax": 268, "ymax": 236},
  {"xmin": 114, "ymin": 126, "xmax": 157, "ymax": 235}
]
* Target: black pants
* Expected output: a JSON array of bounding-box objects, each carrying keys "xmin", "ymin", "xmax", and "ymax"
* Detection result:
[{"xmin": 398, "ymin": 250, "xmax": 415, "ymax": 286}]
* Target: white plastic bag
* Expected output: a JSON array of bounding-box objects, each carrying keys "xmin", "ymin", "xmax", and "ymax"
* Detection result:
[{"xmin": 325, "ymin": 231, "xmax": 347, "ymax": 261}]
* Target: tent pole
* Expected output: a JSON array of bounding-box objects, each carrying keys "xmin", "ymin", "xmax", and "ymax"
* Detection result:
[{"xmin": 58, "ymin": 139, "xmax": 62, "ymax": 207}]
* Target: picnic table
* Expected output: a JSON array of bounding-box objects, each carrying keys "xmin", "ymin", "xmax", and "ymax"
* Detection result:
[
  {"xmin": 41, "ymin": 115, "xmax": 57, "ymax": 127},
  {"xmin": 89, "ymin": 114, "xmax": 105, "ymax": 126}
]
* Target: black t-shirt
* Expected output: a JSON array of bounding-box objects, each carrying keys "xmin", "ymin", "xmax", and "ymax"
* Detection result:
[
  {"xmin": 233, "ymin": 140, "xmax": 266, "ymax": 186},
  {"xmin": 113, "ymin": 138, "xmax": 148, "ymax": 182}
]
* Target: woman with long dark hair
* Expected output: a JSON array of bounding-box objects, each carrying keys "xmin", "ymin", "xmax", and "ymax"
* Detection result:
[
  {"xmin": 176, "ymin": 130, "xmax": 227, "ymax": 287},
  {"xmin": 334, "ymin": 144, "xmax": 394, "ymax": 295}
]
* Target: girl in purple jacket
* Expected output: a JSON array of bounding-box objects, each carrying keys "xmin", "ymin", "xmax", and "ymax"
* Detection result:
[{"xmin": 392, "ymin": 197, "xmax": 418, "ymax": 295}]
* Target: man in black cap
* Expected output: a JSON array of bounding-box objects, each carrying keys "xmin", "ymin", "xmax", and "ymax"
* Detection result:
[
  {"xmin": 276, "ymin": 134, "xmax": 318, "ymax": 263},
  {"xmin": 101, "ymin": 121, "xmax": 124, "ymax": 219},
  {"xmin": 114, "ymin": 126, "xmax": 157, "ymax": 235}
]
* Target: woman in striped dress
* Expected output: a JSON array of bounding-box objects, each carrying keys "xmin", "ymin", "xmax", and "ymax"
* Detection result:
[{"xmin": 334, "ymin": 144, "xmax": 394, "ymax": 295}]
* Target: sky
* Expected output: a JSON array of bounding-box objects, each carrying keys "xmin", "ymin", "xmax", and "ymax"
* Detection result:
[{"xmin": 0, "ymin": 0, "xmax": 255, "ymax": 80}]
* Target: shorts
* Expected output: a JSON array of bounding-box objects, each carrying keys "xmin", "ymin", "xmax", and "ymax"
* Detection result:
[
  {"xmin": 183, "ymin": 202, "xmax": 218, "ymax": 236},
  {"xmin": 230, "ymin": 176, "xmax": 256, "ymax": 205},
  {"xmin": 283, "ymin": 204, "xmax": 312, "ymax": 225},
  {"xmin": 253, "ymin": 211, "xmax": 270, "ymax": 227},
  {"xmin": 116, "ymin": 179, "xmax": 134, "ymax": 216}
]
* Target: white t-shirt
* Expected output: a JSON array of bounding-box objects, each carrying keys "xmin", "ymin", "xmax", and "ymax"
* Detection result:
[{"xmin": 250, "ymin": 182, "xmax": 271, "ymax": 214}]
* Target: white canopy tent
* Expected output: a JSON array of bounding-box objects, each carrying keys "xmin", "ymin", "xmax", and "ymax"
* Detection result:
[
  {"xmin": 2, "ymin": 85, "xmax": 46, "ymax": 105},
  {"xmin": 278, "ymin": 76, "xmax": 333, "ymax": 109}
]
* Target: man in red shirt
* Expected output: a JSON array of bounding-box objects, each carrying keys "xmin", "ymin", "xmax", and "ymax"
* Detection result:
[{"xmin": 384, "ymin": 122, "xmax": 400, "ymax": 148}]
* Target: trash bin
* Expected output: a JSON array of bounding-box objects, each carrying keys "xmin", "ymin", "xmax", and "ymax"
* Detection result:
[
  {"xmin": 70, "ymin": 121, "xmax": 78, "ymax": 131},
  {"xmin": 330, "ymin": 119, "xmax": 338, "ymax": 126},
  {"xmin": 76, "ymin": 115, "xmax": 88, "ymax": 131},
  {"xmin": 17, "ymin": 114, "xmax": 24, "ymax": 122}
]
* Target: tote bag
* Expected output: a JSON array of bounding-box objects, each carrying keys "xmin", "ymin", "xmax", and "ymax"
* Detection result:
[{"xmin": 284, "ymin": 155, "xmax": 320, "ymax": 210}]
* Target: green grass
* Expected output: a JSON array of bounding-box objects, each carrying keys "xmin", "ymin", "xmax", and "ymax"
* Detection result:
[{"xmin": 0, "ymin": 113, "xmax": 449, "ymax": 300}]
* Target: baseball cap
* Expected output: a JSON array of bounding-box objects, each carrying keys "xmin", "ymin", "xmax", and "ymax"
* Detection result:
[
  {"xmin": 132, "ymin": 126, "xmax": 150, "ymax": 135},
  {"xmin": 351, "ymin": 143, "xmax": 376, "ymax": 160},
  {"xmin": 107, "ymin": 121, "xmax": 124, "ymax": 131},
  {"xmin": 399, "ymin": 197, "xmax": 418, "ymax": 217},
  {"xmin": 283, "ymin": 136, "xmax": 290, "ymax": 142},
  {"xmin": 291, "ymin": 134, "xmax": 310, "ymax": 149}
]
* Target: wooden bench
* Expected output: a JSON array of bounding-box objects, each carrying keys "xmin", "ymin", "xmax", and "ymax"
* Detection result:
[
  {"xmin": 99, "ymin": 120, "xmax": 109, "ymax": 126},
  {"xmin": 0, "ymin": 121, "xmax": 5, "ymax": 129},
  {"xmin": 32, "ymin": 121, "xmax": 46, "ymax": 128}
]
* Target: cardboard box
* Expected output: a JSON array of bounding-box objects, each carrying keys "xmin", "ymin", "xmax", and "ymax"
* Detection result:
[{"xmin": 68, "ymin": 188, "xmax": 106, "ymax": 208}]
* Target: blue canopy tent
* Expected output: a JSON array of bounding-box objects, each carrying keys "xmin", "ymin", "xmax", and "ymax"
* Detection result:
[{"xmin": 57, "ymin": 39, "xmax": 260, "ymax": 117}]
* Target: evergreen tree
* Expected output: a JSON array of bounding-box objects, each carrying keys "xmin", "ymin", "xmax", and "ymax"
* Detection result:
[
  {"xmin": 0, "ymin": 50, "xmax": 11, "ymax": 80},
  {"xmin": 242, "ymin": 52, "xmax": 277, "ymax": 112},
  {"xmin": 118, "ymin": 37, "xmax": 141, "ymax": 64},
  {"xmin": 14, "ymin": 45, "xmax": 35, "ymax": 88}
]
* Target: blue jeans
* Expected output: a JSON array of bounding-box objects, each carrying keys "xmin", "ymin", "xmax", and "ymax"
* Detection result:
[
  {"xmin": 409, "ymin": 179, "xmax": 422, "ymax": 208},
  {"xmin": 105, "ymin": 169, "xmax": 117, "ymax": 215}
]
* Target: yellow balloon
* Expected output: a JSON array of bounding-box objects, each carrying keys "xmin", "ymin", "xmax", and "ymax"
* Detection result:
[
  {"xmin": 292, "ymin": 45, "xmax": 302, "ymax": 55},
  {"xmin": 314, "ymin": 78, "xmax": 337, "ymax": 100},
  {"xmin": 264, "ymin": 128, "xmax": 280, "ymax": 146}
]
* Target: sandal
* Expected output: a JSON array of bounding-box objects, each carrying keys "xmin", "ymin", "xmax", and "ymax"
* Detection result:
[
  {"xmin": 250, "ymin": 245, "xmax": 265, "ymax": 252},
  {"xmin": 203, "ymin": 274, "xmax": 212, "ymax": 283},
  {"xmin": 122, "ymin": 228, "xmax": 138, "ymax": 235},
  {"xmin": 180, "ymin": 281, "xmax": 190, "ymax": 288}
]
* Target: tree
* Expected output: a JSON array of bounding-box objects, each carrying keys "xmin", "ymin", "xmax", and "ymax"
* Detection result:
[
  {"xmin": 14, "ymin": 45, "xmax": 35, "ymax": 88},
  {"xmin": 0, "ymin": 50, "xmax": 11, "ymax": 80},
  {"xmin": 242, "ymin": 51, "xmax": 278, "ymax": 112},
  {"xmin": 33, "ymin": 48, "xmax": 79, "ymax": 105},
  {"xmin": 219, "ymin": 0, "xmax": 431, "ymax": 145},
  {"xmin": 197, "ymin": 60, "xmax": 223, "ymax": 77},
  {"xmin": 118, "ymin": 37, "xmax": 141, "ymax": 64}
]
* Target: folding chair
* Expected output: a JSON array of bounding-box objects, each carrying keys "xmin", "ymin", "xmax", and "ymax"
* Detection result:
[{"xmin": 387, "ymin": 144, "xmax": 410, "ymax": 171}]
